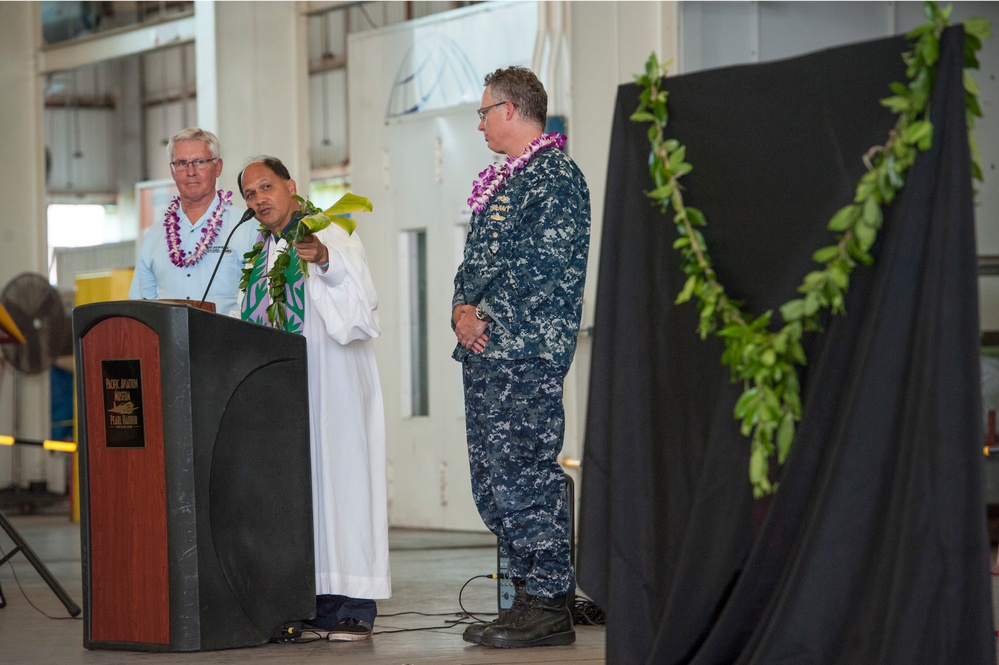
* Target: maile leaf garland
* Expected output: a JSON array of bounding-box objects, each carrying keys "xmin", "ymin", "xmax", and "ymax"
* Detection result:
[
  {"xmin": 631, "ymin": 1, "xmax": 989, "ymax": 497},
  {"xmin": 239, "ymin": 191, "xmax": 373, "ymax": 328}
]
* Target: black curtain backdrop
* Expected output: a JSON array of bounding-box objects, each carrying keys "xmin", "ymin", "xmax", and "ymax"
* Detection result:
[{"xmin": 578, "ymin": 27, "xmax": 995, "ymax": 665}]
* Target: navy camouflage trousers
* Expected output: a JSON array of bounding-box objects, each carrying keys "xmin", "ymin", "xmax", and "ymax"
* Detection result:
[{"xmin": 462, "ymin": 357, "xmax": 575, "ymax": 599}]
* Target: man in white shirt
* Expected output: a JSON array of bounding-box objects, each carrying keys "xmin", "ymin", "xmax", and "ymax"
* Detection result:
[{"xmin": 129, "ymin": 127, "xmax": 255, "ymax": 315}]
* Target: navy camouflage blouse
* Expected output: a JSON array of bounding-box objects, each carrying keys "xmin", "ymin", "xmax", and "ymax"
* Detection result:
[{"xmin": 452, "ymin": 147, "xmax": 591, "ymax": 367}]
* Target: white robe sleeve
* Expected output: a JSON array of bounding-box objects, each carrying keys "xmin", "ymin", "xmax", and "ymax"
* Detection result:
[{"xmin": 306, "ymin": 225, "xmax": 381, "ymax": 344}]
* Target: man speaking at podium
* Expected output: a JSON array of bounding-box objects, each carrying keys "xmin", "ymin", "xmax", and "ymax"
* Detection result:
[
  {"xmin": 129, "ymin": 128, "xmax": 255, "ymax": 315},
  {"xmin": 236, "ymin": 156, "xmax": 390, "ymax": 642}
]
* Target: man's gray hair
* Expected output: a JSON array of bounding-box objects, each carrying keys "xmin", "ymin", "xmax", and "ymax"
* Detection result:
[{"xmin": 167, "ymin": 127, "xmax": 221, "ymax": 161}]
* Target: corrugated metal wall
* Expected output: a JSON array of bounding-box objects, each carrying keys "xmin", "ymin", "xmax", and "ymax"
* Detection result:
[{"xmin": 53, "ymin": 241, "xmax": 135, "ymax": 292}]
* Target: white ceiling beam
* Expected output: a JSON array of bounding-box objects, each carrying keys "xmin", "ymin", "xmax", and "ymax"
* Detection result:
[{"xmin": 38, "ymin": 15, "xmax": 196, "ymax": 74}]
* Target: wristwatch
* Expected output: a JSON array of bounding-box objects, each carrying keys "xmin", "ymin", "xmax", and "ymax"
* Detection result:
[{"xmin": 475, "ymin": 305, "xmax": 492, "ymax": 323}]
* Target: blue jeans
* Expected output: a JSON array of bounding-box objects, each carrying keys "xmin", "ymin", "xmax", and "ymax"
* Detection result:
[{"xmin": 312, "ymin": 594, "xmax": 377, "ymax": 629}]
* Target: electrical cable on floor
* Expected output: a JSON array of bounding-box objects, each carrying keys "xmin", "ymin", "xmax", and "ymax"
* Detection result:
[
  {"xmin": 456, "ymin": 573, "xmax": 500, "ymax": 624},
  {"xmin": 373, "ymin": 573, "xmax": 498, "ymax": 635},
  {"xmin": 571, "ymin": 594, "xmax": 606, "ymax": 626},
  {"xmin": 0, "ymin": 538, "xmax": 80, "ymax": 621},
  {"xmin": 366, "ymin": 572, "xmax": 606, "ymax": 636},
  {"xmin": 379, "ymin": 610, "xmax": 480, "ymax": 617},
  {"xmin": 270, "ymin": 628, "xmax": 326, "ymax": 645},
  {"xmin": 374, "ymin": 622, "xmax": 471, "ymax": 635},
  {"xmin": 273, "ymin": 574, "xmax": 502, "ymax": 643}
]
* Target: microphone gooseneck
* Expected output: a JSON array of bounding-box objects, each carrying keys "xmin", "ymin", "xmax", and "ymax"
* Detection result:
[{"xmin": 197, "ymin": 208, "xmax": 257, "ymax": 311}]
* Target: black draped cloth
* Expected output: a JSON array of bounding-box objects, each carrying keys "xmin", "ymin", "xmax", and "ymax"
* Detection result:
[{"xmin": 578, "ymin": 27, "xmax": 995, "ymax": 665}]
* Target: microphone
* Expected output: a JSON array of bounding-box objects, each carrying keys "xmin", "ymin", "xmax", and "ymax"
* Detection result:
[{"xmin": 197, "ymin": 208, "xmax": 257, "ymax": 311}]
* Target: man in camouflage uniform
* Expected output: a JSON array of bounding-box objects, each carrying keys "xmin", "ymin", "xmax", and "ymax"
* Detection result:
[{"xmin": 452, "ymin": 66, "xmax": 590, "ymax": 649}]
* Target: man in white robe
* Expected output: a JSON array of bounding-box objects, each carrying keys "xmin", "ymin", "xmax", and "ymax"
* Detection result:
[{"xmin": 236, "ymin": 156, "xmax": 390, "ymax": 641}]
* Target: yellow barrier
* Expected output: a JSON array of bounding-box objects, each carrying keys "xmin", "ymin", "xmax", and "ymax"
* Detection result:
[{"xmin": 0, "ymin": 435, "xmax": 77, "ymax": 454}]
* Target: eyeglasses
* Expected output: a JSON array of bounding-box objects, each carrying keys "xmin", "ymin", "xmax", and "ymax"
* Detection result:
[
  {"xmin": 170, "ymin": 157, "xmax": 218, "ymax": 170},
  {"xmin": 477, "ymin": 101, "xmax": 509, "ymax": 121}
]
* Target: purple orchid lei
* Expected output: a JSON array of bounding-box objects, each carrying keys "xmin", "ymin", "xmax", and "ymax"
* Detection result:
[
  {"xmin": 164, "ymin": 189, "xmax": 232, "ymax": 268},
  {"xmin": 467, "ymin": 132, "xmax": 567, "ymax": 215}
]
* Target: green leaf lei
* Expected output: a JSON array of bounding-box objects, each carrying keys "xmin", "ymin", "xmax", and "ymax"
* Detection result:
[
  {"xmin": 238, "ymin": 191, "xmax": 374, "ymax": 328},
  {"xmin": 632, "ymin": 1, "xmax": 989, "ymax": 497}
]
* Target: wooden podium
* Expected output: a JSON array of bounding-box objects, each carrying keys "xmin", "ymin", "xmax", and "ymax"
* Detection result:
[{"xmin": 73, "ymin": 301, "xmax": 314, "ymax": 651}]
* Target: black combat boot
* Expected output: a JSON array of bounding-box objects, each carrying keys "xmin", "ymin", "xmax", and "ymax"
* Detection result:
[
  {"xmin": 462, "ymin": 578, "xmax": 527, "ymax": 645},
  {"xmin": 478, "ymin": 593, "xmax": 575, "ymax": 648}
]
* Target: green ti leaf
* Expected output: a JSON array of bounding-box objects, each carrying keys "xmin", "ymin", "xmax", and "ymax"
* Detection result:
[{"xmin": 297, "ymin": 192, "xmax": 373, "ymax": 240}]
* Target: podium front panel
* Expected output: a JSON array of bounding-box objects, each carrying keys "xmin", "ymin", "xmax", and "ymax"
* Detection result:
[
  {"xmin": 74, "ymin": 301, "xmax": 314, "ymax": 652},
  {"xmin": 80, "ymin": 317, "xmax": 169, "ymax": 646}
]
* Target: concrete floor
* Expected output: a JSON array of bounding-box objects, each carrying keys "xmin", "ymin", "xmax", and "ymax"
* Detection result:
[
  {"xmin": 0, "ymin": 509, "xmax": 605, "ymax": 665},
  {"xmin": 8, "ymin": 507, "xmax": 999, "ymax": 665}
]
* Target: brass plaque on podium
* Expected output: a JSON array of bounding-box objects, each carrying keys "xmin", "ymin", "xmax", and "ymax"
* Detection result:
[{"xmin": 101, "ymin": 359, "xmax": 145, "ymax": 448}]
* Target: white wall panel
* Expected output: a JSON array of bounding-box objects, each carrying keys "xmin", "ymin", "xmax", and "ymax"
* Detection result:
[
  {"xmin": 349, "ymin": 2, "xmax": 411, "ymax": 31},
  {"xmin": 681, "ymin": 1, "xmax": 758, "ymax": 71},
  {"xmin": 309, "ymin": 68, "xmax": 349, "ymax": 168},
  {"xmin": 142, "ymin": 43, "xmax": 195, "ymax": 99},
  {"xmin": 143, "ymin": 99, "xmax": 197, "ymax": 180},
  {"xmin": 349, "ymin": 1, "xmax": 537, "ymax": 530},
  {"xmin": 141, "ymin": 43, "xmax": 198, "ymax": 179},
  {"xmin": 45, "ymin": 107, "xmax": 115, "ymax": 193},
  {"xmin": 200, "ymin": 1, "xmax": 308, "ymax": 195},
  {"xmin": 308, "ymin": 7, "xmax": 348, "ymax": 60},
  {"xmin": 759, "ymin": 1, "xmax": 892, "ymax": 61}
]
